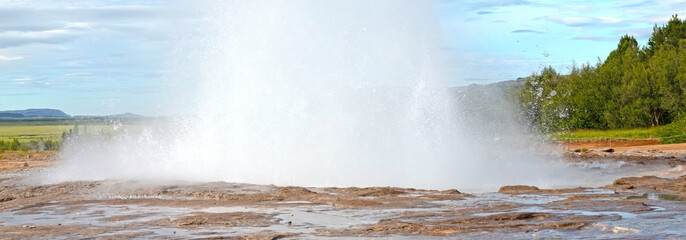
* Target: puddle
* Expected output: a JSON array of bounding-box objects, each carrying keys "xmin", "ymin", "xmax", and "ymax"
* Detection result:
[
  {"xmin": 0, "ymin": 204, "xmax": 193, "ymax": 227},
  {"xmin": 516, "ymin": 206, "xmax": 637, "ymax": 219},
  {"xmin": 590, "ymin": 222, "xmax": 640, "ymax": 233},
  {"xmin": 200, "ymin": 206, "xmax": 261, "ymax": 213},
  {"xmin": 650, "ymin": 206, "xmax": 666, "ymax": 211},
  {"xmin": 504, "ymin": 194, "xmax": 566, "ymax": 204},
  {"xmin": 279, "ymin": 201, "xmax": 314, "ymax": 204},
  {"xmin": 432, "ymin": 192, "xmax": 565, "ymax": 207},
  {"xmin": 561, "ymin": 189, "xmax": 616, "ymax": 195},
  {"xmin": 627, "ymin": 193, "xmax": 683, "ymax": 201}
]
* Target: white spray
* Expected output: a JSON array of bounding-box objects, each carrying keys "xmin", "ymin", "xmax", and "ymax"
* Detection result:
[{"xmin": 45, "ymin": 0, "xmax": 597, "ymax": 192}]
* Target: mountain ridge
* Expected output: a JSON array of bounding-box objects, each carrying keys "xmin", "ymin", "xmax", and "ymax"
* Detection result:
[{"xmin": 0, "ymin": 108, "xmax": 70, "ymax": 118}]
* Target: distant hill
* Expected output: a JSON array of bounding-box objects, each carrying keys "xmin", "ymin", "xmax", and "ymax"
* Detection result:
[
  {"xmin": 0, "ymin": 109, "xmax": 70, "ymax": 118},
  {"xmin": 0, "ymin": 112, "xmax": 24, "ymax": 118},
  {"xmin": 449, "ymin": 78, "xmax": 529, "ymax": 138},
  {"xmin": 108, "ymin": 112, "xmax": 143, "ymax": 118},
  {"xmin": 451, "ymin": 77, "xmax": 526, "ymax": 97}
]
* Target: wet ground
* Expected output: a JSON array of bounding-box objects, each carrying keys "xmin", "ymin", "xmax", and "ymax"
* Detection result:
[{"xmin": 1, "ymin": 157, "xmax": 686, "ymax": 240}]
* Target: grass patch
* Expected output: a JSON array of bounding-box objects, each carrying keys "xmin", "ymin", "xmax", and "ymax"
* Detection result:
[
  {"xmin": 552, "ymin": 121, "xmax": 686, "ymax": 144},
  {"xmin": 552, "ymin": 127, "xmax": 662, "ymax": 141},
  {"xmin": 657, "ymin": 116, "xmax": 686, "ymax": 144},
  {"xmin": 0, "ymin": 125, "xmax": 72, "ymax": 143},
  {"xmin": 0, "ymin": 122, "xmax": 136, "ymax": 144}
]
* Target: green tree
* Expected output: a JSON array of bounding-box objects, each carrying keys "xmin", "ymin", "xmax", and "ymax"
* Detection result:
[
  {"xmin": 647, "ymin": 14, "xmax": 686, "ymax": 56},
  {"xmin": 512, "ymin": 15, "xmax": 686, "ymax": 132}
]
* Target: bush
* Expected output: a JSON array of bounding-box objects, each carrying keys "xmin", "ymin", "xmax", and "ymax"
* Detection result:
[{"xmin": 658, "ymin": 115, "xmax": 686, "ymax": 144}]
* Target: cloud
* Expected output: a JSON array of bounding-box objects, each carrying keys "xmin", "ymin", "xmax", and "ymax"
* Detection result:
[
  {"xmin": 0, "ymin": 29, "xmax": 79, "ymax": 49},
  {"xmin": 613, "ymin": 27, "xmax": 654, "ymax": 39},
  {"xmin": 572, "ymin": 35, "xmax": 617, "ymax": 42},
  {"xmin": 0, "ymin": 54, "xmax": 24, "ymax": 61},
  {"xmin": 0, "ymin": 5, "xmax": 172, "ymax": 49},
  {"xmin": 0, "ymin": 6, "xmax": 165, "ymax": 25},
  {"xmin": 12, "ymin": 77, "xmax": 34, "ymax": 83},
  {"xmin": 477, "ymin": 11, "xmax": 494, "ymax": 15},
  {"xmin": 632, "ymin": 11, "xmax": 686, "ymax": 25},
  {"xmin": 0, "ymin": 92, "xmax": 38, "ymax": 96},
  {"xmin": 62, "ymin": 72, "xmax": 92, "ymax": 76},
  {"xmin": 469, "ymin": 0, "xmax": 533, "ymax": 10},
  {"xmin": 9, "ymin": 76, "xmax": 59, "ymax": 87},
  {"xmin": 545, "ymin": 16, "xmax": 623, "ymax": 27},
  {"xmin": 620, "ymin": 0, "xmax": 653, "ymax": 9},
  {"xmin": 511, "ymin": 29, "xmax": 543, "ymax": 34}
]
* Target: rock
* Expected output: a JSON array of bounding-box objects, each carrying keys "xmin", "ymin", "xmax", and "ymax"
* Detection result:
[
  {"xmin": 333, "ymin": 199, "xmax": 382, "ymax": 208},
  {"xmin": 0, "ymin": 196, "xmax": 15, "ymax": 202},
  {"xmin": 23, "ymin": 162, "xmax": 29, "ymax": 167},
  {"xmin": 440, "ymin": 189, "xmax": 461, "ymax": 194},
  {"xmin": 612, "ymin": 176, "xmax": 673, "ymax": 187},
  {"xmin": 356, "ymin": 187, "xmax": 406, "ymax": 197},
  {"xmin": 274, "ymin": 187, "xmax": 315, "ymax": 199},
  {"xmin": 596, "ymin": 148, "xmax": 614, "ymax": 153},
  {"xmin": 498, "ymin": 185, "xmax": 540, "ymax": 193},
  {"xmin": 570, "ymin": 148, "xmax": 581, "ymax": 153},
  {"xmin": 175, "ymin": 212, "xmax": 275, "ymax": 227}
]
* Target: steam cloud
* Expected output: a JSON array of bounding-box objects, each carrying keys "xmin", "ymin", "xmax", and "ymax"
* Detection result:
[{"xmin": 43, "ymin": 0, "xmax": 608, "ymax": 192}]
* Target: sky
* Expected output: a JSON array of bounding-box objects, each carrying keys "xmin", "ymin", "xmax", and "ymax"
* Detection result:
[{"xmin": 0, "ymin": 0, "xmax": 685, "ymax": 116}]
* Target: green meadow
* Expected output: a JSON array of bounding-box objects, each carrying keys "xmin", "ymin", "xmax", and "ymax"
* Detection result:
[
  {"xmin": 0, "ymin": 118, "xmax": 145, "ymax": 151},
  {"xmin": 552, "ymin": 127, "xmax": 662, "ymax": 142}
]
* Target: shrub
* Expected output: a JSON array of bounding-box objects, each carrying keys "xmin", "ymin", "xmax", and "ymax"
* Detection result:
[{"xmin": 658, "ymin": 115, "xmax": 686, "ymax": 144}]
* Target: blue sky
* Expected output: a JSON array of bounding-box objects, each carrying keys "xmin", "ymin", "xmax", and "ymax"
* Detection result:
[{"xmin": 0, "ymin": 0, "xmax": 685, "ymax": 115}]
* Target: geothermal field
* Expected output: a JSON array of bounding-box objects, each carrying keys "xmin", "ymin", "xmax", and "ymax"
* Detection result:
[{"xmin": 2, "ymin": 0, "xmax": 686, "ymax": 239}]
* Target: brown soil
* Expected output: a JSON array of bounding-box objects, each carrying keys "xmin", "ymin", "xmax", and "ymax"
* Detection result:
[
  {"xmin": 562, "ymin": 139, "xmax": 661, "ymax": 150},
  {"xmin": 498, "ymin": 185, "xmax": 540, "ymax": 193},
  {"xmin": 560, "ymin": 141, "xmax": 686, "ymax": 165},
  {"xmin": 0, "ymin": 151, "xmax": 56, "ymax": 173},
  {"xmin": 613, "ymin": 143, "xmax": 686, "ymax": 153}
]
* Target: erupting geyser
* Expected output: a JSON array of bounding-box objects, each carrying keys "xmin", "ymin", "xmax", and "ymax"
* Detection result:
[{"xmin": 45, "ymin": 0, "xmax": 584, "ymax": 191}]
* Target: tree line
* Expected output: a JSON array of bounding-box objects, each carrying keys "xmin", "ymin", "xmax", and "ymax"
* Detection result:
[{"xmin": 512, "ymin": 15, "xmax": 686, "ymax": 132}]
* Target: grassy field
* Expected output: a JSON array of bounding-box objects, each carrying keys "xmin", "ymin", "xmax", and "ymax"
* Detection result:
[
  {"xmin": 0, "ymin": 117, "xmax": 681, "ymax": 149},
  {"xmin": 552, "ymin": 127, "xmax": 663, "ymax": 142},
  {"xmin": 0, "ymin": 124, "xmax": 72, "ymax": 143},
  {"xmin": 0, "ymin": 120, "xmax": 140, "ymax": 144}
]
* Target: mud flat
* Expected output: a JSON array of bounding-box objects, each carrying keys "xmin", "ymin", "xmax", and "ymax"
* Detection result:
[{"xmin": 2, "ymin": 152, "xmax": 686, "ymax": 239}]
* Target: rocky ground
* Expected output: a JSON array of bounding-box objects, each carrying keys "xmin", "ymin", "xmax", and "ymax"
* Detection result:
[{"xmin": 1, "ymin": 148, "xmax": 686, "ymax": 239}]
